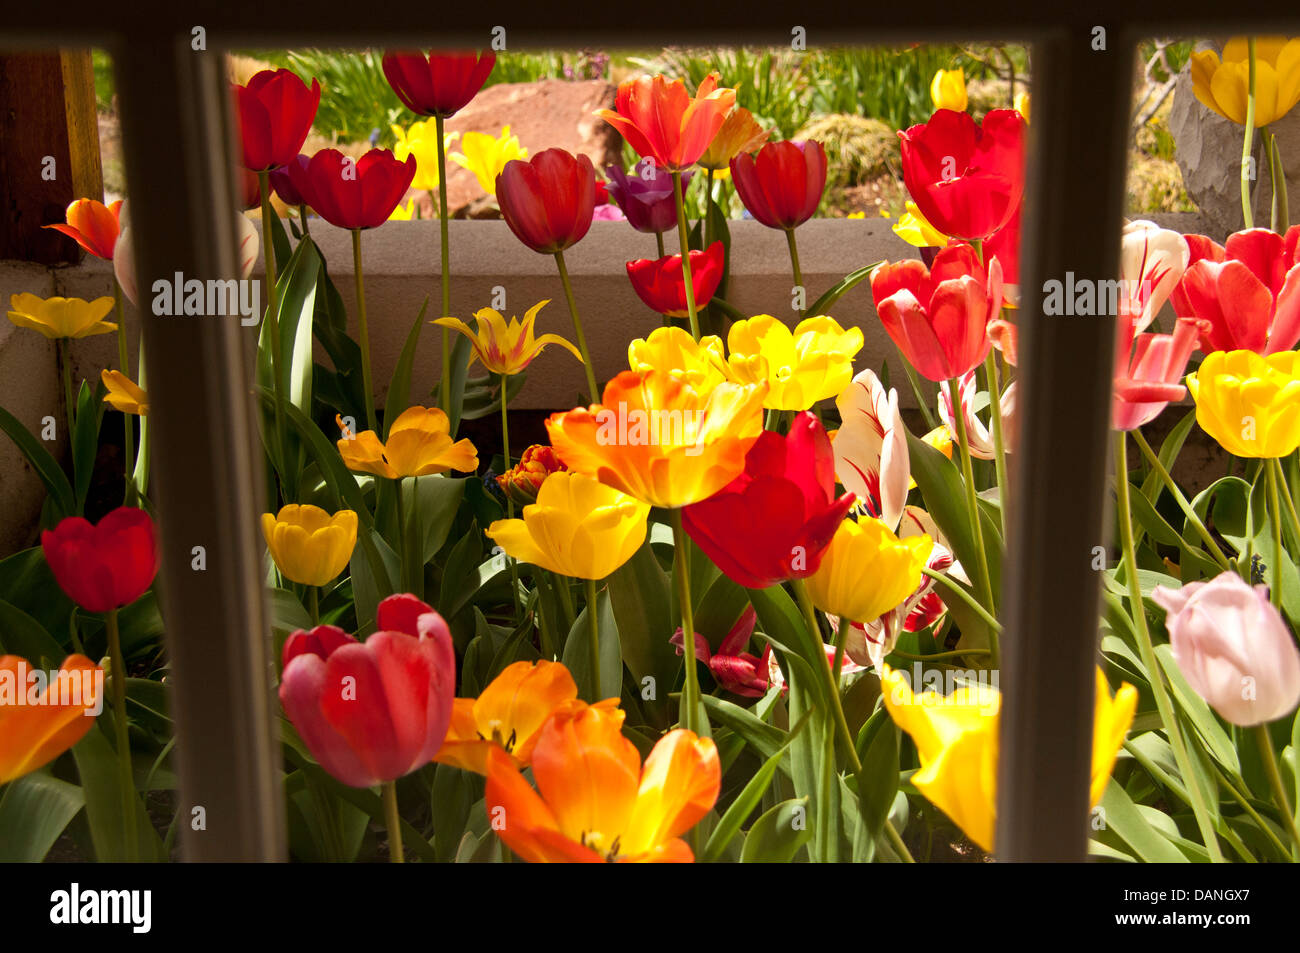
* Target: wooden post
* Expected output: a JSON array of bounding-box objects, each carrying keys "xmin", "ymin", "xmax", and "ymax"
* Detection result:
[{"xmin": 0, "ymin": 51, "xmax": 103, "ymax": 263}]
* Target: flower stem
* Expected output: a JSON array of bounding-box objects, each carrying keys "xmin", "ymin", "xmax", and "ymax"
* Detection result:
[
  {"xmin": 1253, "ymin": 723, "xmax": 1300, "ymax": 858},
  {"xmin": 704, "ymin": 167, "xmax": 716, "ymax": 247},
  {"xmin": 1132, "ymin": 429, "xmax": 1232, "ymax": 572},
  {"xmin": 436, "ymin": 115, "xmax": 452, "ymax": 418},
  {"xmin": 1270, "ymin": 457, "xmax": 1300, "ymax": 549},
  {"xmin": 585, "ymin": 577, "xmax": 601, "ymax": 700},
  {"xmin": 553, "ymin": 251, "xmax": 600, "ymax": 399},
  {"xmin": 669, "ymin": 508, "xmax": 702, "ymax": 734},
  {"xmin": 792, "ymin": 579, "xmax": 859, "ymax": 771},
  {"xmin": 298, "ymin": 204, "xmax": 310, "ymax": 237},
  {"xmin": 946, "ymin": 377, "xmax": 996, "ymax": 618},
  {"xmin": 502, "ymin": 375, "xmax": 521, "ymax": 623},
  {"xmin": 671, "ymin": 171, "xmax": 701, "ymax": 341},
  {"xmin": 1114, "ymin": 433, "xmax": 1224, "ymax": 861},
  {"xmin": 1267, "ymin": 455, "xmax": 1286, "ymax": 611},
  {"xmin": 394, "ymin": 478, "xmax": 408, "ymax": 594},
  {"xmin": 655, "ymin": 231, "xmax": 666, "ymax": 259},
  {"xmin": 921, "ymin": 566, "xmax": 1004, "ymax": 638},
  {"xmin": 382, "ymin": 780, "xmax": 404, "ymax": 863},
  {"xmin": 105, "ymin": 608, "xmax": 138, "ymax": 862},
  {"xmin": 351, "ymin": 229, "xmax": 377, "ymax": 433},
  {"xmin": 785, "ymin": 228, "xmax": 804, "ymax": 316},
  {"xmin": 112, "ymin": 279, "xmax": 136, "ymax": 507},
  {"xmin": 56, "ymin": 338, "xmax": 75, "ymax": 443},
  {"xmin": 308, "ymin": 586, "xmax": 319, "ymax": 625},
  {"xmin": 1241, "ymin": 38, "xmax": 1258, "ymax": 229},
  {"xmin": 830, "ymin": 613, "xmax": 850, "ymax": 687},
  {"xmin": 983, "ymin": 352, "xmax": 1009, "ymax": 539},
  {"xmin": 883, "ymin": 814, "xmax": 916, "ymax": 863},
  {"xmin": 258, "ymin": 171, "xmax": 289, "ymax": 502}
]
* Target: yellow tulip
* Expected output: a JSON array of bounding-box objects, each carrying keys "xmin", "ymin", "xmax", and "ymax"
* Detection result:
[
  {"xmin": 336, "ymin": 406, "xmax": 479, "ymax": 479},
  {"xmin": 805, "ymin": 515, "xmax": 931, "ymax": 624},
  {"xmin": 388, "ymin": 198, "xmax": 417, "ymax": 221},
  {"xmin": 434, "ymin": 300, "xmax": 581, "ymax": 377},
  {"xmin": 880, "ymin": 665, "xmax": 1136, "ymax": 853},
  {"xmin": 891, "ymin": 201, "xmax": 950, "ymax": 249},
  {"xmin": 1186, "ymin": 349, "xmax": 1300, "ymax": 458},
  {"xmin": 7, "ymin": 293, "xmax": 116, "ymax": 340},
  {"xmin": 101, "ymin": 370, "xmax": 149, "ymax": 416},
  {"xmin": 449, "ymin": 126, "xmax": 529, "ymax": 195},
  {"xmin": 1191, "ymin": 36, "xmax": 1300, "ymax": 127},
  {"xmin": 726, "ymin": 315, "xmax": 863, "ymax": 411},
  {"xmin": 1014, "ymin": 91, "xmax": 1031, "ymax": 124},
  {"xmin": 627, "ymin": 326, "xmax": 730, "ymax": 393},
  {"xmin": 261, "ymin": 504, "xmax": 358, "ymax": 587},
  {"xmin": 697, "ymin": 105, "xmax": 770, "ymax": 172},
  {"xmin": 487, "ymin": 471, "xmax": 650, "ymax": 580},
  {"xmin": 391, "ymin": 120, "xmax": 459, "ymax": 192},
  {"xmin": 930, "ymin": 68, "xmax": 968, "ymax": 112}
]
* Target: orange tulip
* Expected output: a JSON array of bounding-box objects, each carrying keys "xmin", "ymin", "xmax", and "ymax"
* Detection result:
[
  {"xmin": 43, "ymin": 198, "xmax": 123, "ymax": 260},
  {"xmin": 0, "ymin": 655, "xmax": 103, "ymax": 784},
  {"xmin": 597, "ymin": 73, "xmax": 737, "ymax": 172},
  {"xmin": 434, "ymin": 660, "xmax": 585, "ymax": 775},
  {"xmin": 545, "ymin": 368, "xmax": 766, "ymax": 508},
  {"xmin": 697, "ymin": 105, "xmax": 770, "ymax": 172},
  {"xmin": 336, "ymin": 407, "xmax": 478, "ymax": 479},
  {"xmin": 485, "ymin": 701, "xmax": 719, "ymax": 862}
]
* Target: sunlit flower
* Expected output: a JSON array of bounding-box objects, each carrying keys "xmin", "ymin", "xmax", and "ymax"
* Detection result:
[
  {"xmin": 336, "ymin": 407, "xmax": 478, "ymax": 478},
  {"xmin": 1191, "ymin": 36, "xmax": 1300, "ymax": 127},
  {"xmin": 726, "ymin": 315, "xmax": 863, "ymax": 411},
  {"xmin": 7, "ymin": 293, "xmax": 116, "ymax": 340},
  {"xmin": 101, "ymin": 370, "xmax": 149, "ymax": 416},
  {"xmin": 261, "ymin": 504, "xmax": 358, "ymax": 588},
  {"xmin": 450, "ymin": 126, "xmax": 529, "ymax": 195},
  {"xmin": 434, "ymin": 300, "xmax": 582, "ymax": 376}
]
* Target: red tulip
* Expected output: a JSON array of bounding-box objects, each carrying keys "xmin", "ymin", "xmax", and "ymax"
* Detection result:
[
  {"xmin": 626, "ymin": 242, "xmax": 725, "ymax": 317},
  {"xmin": 984, "ymin": 200, "xmax": 1020, "ymax": 291},
  {"xmin": 238, "ymin": 167, "xmax": 261, "ymax": 211},
  {"xmin": 899, "ymin": 108, "xmax": 1025, "ymax": 242},
  {"xmin": 269, "ymin": 155, "xmax": 310, "ymax": 207},
  {"xmin": 381, "ymin": 50, "xmax": 495, "ymax": 118},
  {"xmin": 288, "ymin": 148, "xmax": 416, "ymax": 231},
  {"xmin": 1112, "ymin": 311, "xmax": 1209, "ymax": 431},
  {"xmin": 41, "ymin": 507, "xmax": 158, "ymax": 614},
  {"xmin": 1171, "ymin": 226, "xmax": 1300, "ymax": 355},
  {"xmin": 671, "ymin": 606, "xmax": 771, "ymax": 698},
  {"xmin": 496, "ymin": 149, "xmax": 596, "ymax": 254},
  {"xmin": 279, "ymin": 593, "xmax": 455, "ymax": 788},
  {"xmin": 233, "ymin": 69, "xmax": 321, "ymax": 172},
  {"xmin": 729, "ymin": 140, "xmax": 827, "ymax": 230},
  {"xmin": 871, "ymin": 243, "xmax": 1004, "ymax": 382},
  {"xmin": 682, "ymin": 413, "xmax": 856, "ymax": 589},
  {"xmin": 43, "ymin": 199, "xmax": 122, "ymax": 260}
]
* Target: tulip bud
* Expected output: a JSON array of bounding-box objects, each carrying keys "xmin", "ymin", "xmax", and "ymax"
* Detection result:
[
  {"xmin": 497, "ymin": 444, "xmax": 567, "ymax": 506},
  {"xmin": 1152, "ymin": 572, "xmax": 1300, "ymax": 726}
]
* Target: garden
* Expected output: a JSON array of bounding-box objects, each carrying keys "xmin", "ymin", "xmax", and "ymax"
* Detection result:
[{"xmin": 1, "ymin": 34, "xmax": 1299, "ymax": 867}]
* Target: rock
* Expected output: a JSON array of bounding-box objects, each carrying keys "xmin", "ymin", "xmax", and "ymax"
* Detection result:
[
  {"xmin": 1168, "ymin": 39, "xmax": 1300, "ymax": 240},
  {"xmin": 440, "ymin": 79, "xmax": 621, "ymax": 216}
]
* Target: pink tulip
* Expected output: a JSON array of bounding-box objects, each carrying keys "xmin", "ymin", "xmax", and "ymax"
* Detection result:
[
  {"xmin": 1152, "ymin": 573, "xmax": 1300, "ymax": 727},
  {"xmin": 1112, "ymin": 311, "xmax": 1208, "ymax": 431}
]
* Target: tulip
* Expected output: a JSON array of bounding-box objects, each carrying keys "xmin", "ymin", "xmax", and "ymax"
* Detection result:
[
  {"xmin": 388, "ymin": 199, "xmax": 417, "ymax": 221},
  {"xmin": 0, "ymin": 654, "xmax": 103, "ymax": 785},
  {"xmin": 936, "ymin": 369, "xmax": 1019, "ymax": 459},
  {"xmin": 7, "ymin": 293, "xmax": 116, "ymax": 340},
  {"xmin": 1152, "ymin": 573, "xmax": 1300, "ymax": 726},
  {"xmin": 261, "ymin": 504, "xmax": 358, "ymax": 588},
  {"xmin": 390, "ymin": 120, "xmax": 456, "ymax": 193},
  {"xmin": 487, "ymin": 472, "xmax": 650, "ymax": 580},
  {"xmin": 1015, "ymin": 91, "xmax": 1031, "ymax": 123},
  {"xmin": 1191, "ymin": 36, "xmax": 1300, "ymax": 127},
  {"xmin": 986, "ymin": 314, "xmax": 1018, "ymax": 365},
  {"xmin": 605, "ymin": 159, "xmax": 687, "ymax": 236},
  {"xmin": 891, "ymin": 200, "xmax": 950, "ymax": 251},
  {"xmin": 485, "ymin": 701, "xmax": 719, "ymax": 862},
  {"xmin": 627, "ymin": 326, "xmax": 730, "ymax": 394},
  {"xmin": 930, "ymin": 68, "xmax": 968, "ymax": 112},
  {"xmin": 729, "ymin": 140, "xmax": 828, "ymax": 231},
  {"xmin": 450, "ymin": 126, "xmax": 529, "ymax": 196},
  {"xmin": 546, "ymin": 369, "xmax": 766, "ymax": 509},
  {"xmin": 279, "ymin": 593, "xmax": 456, "ymax": 788},
  {"xmin": 269, "ymin": 154, "xmax": 310, "ymax": 207},
  {"xmin": 1173, "ymin": 227, "xmax": 1300, "ymax": 355},
  {"xmin": 41, "ymin": 507, "xmax": 157, "ymax": 614},
  {"xmin": 596, "ymin": 73, "xmax": 736, "ymax": 173},
  {"xmin": 1186, "ymin": 349, "xmax": 1300, "ymax": 458},
  {"xmin": 101, "ymin": 370, "xmax": 148, "ymax": 416},
  {"xmin": 287, "ymin": 148, "xmax": 416, "ymax": 231},
  {"xmin": 899, "ymin": 108, "xmax": 1025, "ymax": 242},
  {"xmin": 626, "ymin": 242, "xmax": 725, "ymax": 318},
  {"xmin": 497, "ymin": 444, "xmax": 567, "ymax": 506},
  {"xmin": 435, "ymin": 660, "xmax": 581, "ymax": 774},
  {"xmin": 682, "ymin": 413, "xmax": 855, "ymax": 589},
  {"xmin": 434, "ymin": 300, "xmax": 582, "ymax": 377},
  {"xmin": 381, "ymin": 50, "xmax": 495, "ymax": 119},
  {"xmin": 42, "ymin": 198, "xmax": 122, "ymax": 259},
  {"xmin": 832, "ymin": 368, "xmax": 910, "ymax": 531},
  {"xmin": 870, "ymin": 243, "xmax": 1004, "ymax": 382},
  {"xmin": 672, "ymin": 606, "xmax": 772, "ymax": 698},
  {"xmin": 233, "ymin": 69, "xmax": 321, "ymax": 172},
  {"xmin": 1120, "ymin": 220, "xmax": 1189, "ymax": 333},
  {"xmin": 805, "ymin": 515, "xmax": 932, "ymax": 625},
  {"xmin": 984, "ymin": 201, "xmax": 1021, "ymax": 300},
  {"xmin": 697, "ymin": 105, "xmax": 770, "ymax": 174},
  {"xmin": 337, "ymin": 406, "xmax": 479, "ymax": 479},
  {"xmin": 496, "ymin": 149, "xmax": 597, "ymax": 254},
  {"xmin": 726, "ymin": 315, "xmax": 863, "ymax": 412},
  {"xmin": 880, "ymin": 663, "xmax": 1136, "ymax": 852},
  {"xmin": 1112, "ymin": 313, "xmax": 1207, "ymax": 431}
]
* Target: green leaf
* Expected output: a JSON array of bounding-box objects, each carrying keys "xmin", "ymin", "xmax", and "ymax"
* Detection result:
[
  {"xmin": 349, "ymin": 526, "xmax": 398, "ymax": 635},
  {"xmin": 72, "ymin": 380, "xmax": 103, "ymax": 514},
  {"xmin": 855, "ymin": 708, "xmax": 901, "ymax": 859},
  {"xmin": 740, "ymin": 797, "xmax": 811, "ymax": 862},
  {"xmin": 699, "ymin": 694, "xmax": 787, "ymax": 763},
  {"xmin": 1154, "ymin": 644, "xmax": 1240, "ymax": 776},
  {"xmin": 605, "ymin": 540, "xmax": 676, "ymax": 688},
  {"xmin": 807, "ymin": 260, "xmax": 883, "ymax": 316},
  {"xmin": 71, "ymin": 725, "xmax": 165, "ymax": 862},
  {"xmin": 0, "ymin": 772, "xmax": 85, "ymax": 861},
  {"xmin": 747, "ymin": 585, "xmax": 827, "ymax": 707},
  {"xmin": 1097, "ymin": 780, "xmax": 1188, "ymax": 862},
  {"xmin": 257, "ymin": 234, "xmax": 321, "ymax": 416},
  {"xmin": 0, "ymin": 405, "xmax": 75, "ymax": 519},
  {"xmin": 416, "ymin": 475, "xmax": 466, "ymax": 562},
  {"xmin": 382, "ymin": 297, "xmax": 430, "ymax": 439},
  {"xmin": 562, "ymin": 585, "xmax": 622, "ymax": 701},
  {"xmin": 1140, "ymin": 408, "xmax": 1196, "ymax": 503},
  {"xmin": 446, "ymin": 332, "xmax": 474, "ymax": 436},
  {"xmin": 0, "ymin": 598, "xmax": 67, "ymax": 666}
]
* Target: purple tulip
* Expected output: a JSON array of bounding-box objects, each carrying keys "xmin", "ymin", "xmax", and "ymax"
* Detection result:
[
  {"xmin": 269, "ymin": 154, "xmax": 311, "ymax": 207},
  {"xmin": 605, "ymin": 158, "xmax": 691, "ymax": 235}
]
